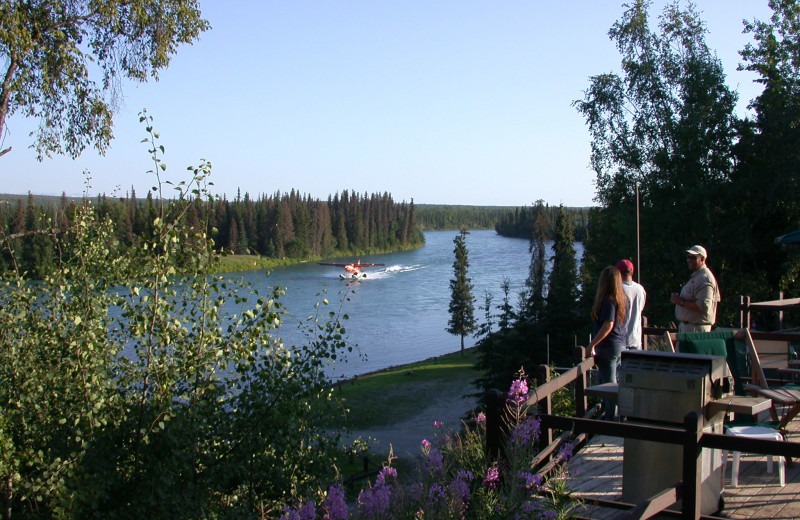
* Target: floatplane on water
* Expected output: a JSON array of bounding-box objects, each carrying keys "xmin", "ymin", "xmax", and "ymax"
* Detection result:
[{"xmin": 318, "ymin": 260, "xmax": 385, "ymax": 279}]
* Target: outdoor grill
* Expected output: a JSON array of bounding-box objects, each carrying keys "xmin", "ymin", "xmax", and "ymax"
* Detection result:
[{"xmin": 618, "ymin": 350, "xmax": 733, "ymax": 515}]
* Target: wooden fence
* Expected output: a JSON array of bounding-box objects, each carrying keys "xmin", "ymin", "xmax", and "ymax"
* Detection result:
[{"xmin": 485, "ymin": 340, "xmax": 800, "ymax": 520}]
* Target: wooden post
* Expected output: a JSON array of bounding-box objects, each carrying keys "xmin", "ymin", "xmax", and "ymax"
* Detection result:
[
  {"xmin": 485, "ymin": 389, "xmax": 506, "ymax": 462},
  {"xmin": 681, "ymin": 411, "xmax": 704, "ymax": 520},
  {"xmin": 574, "ymin": 347, "xmax": 588, "ymax": 417},
  {"xmin": 739, "ymin": 295, "xmax": 750, "ymax": 330},
  {"xmin": 642, "ymin": 316, "xmax": 649, "ymax": 350},
  {"xmin": 536, "ymin": 364, "xmax": 553, "ymax": 446}
]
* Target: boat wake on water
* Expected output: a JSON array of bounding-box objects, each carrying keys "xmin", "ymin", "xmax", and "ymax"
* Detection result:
[{"xmin": 375, "ymin": 264, "xmax": 426, "ymax": 276}]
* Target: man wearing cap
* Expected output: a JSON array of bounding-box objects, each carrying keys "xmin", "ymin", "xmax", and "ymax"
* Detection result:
[
  {"xmin": 670, "ymin": 245, "xmax": 721, "ymax": 332},
  {"xmin": 616, "ymin": 259, "xmax": 646, "ymax": 349}
]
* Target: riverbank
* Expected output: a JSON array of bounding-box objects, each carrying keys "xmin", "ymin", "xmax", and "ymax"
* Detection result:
[
  {"xmin": 212, "ymin": 242, "xmax": 425, "ymax": 273},
  {"xmin": 323, "ymin": 347, "xmax": 482, "ymax": 459}
]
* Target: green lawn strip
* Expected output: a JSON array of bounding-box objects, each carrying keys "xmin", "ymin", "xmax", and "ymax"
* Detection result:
[{"xmin": 321, "ymin": 347, "xmax": 480, "ymax": 430}]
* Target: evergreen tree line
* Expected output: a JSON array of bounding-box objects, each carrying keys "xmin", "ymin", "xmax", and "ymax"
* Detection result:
[
  {"xmin": 414, "ymin": 204, "xmax": 517, "ymax": 230},
  {"xmin": 471, "ymin": 205, "xmax": 583, "ymax": 393},
  {"xmin": 493, "ymin": 202, "xmax": 590, "ymax": 242},
  {"xmin": 0, "ymin": 189, "xmax": 424, "ymax": 278}
]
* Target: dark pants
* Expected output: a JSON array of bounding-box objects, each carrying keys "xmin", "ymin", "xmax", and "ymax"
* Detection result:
[{"xmin": 596, "ymin": 345, "xmax": 624, "ymax": 421}]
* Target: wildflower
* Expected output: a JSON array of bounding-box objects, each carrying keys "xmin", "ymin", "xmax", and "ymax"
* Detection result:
[
  {"xmin": 433, "ymin": 420, "xmax": 444, "ymax": 428},
  {"xmin": 323, "ymin": 484, "xmax": 348, "ymax": 520},
  {"xmin": 409, "ymin": 482, "xmax": 424, "ymax": 501},
  {"xmin": 517, "ymin": 471, "xmax": 543, "ymax": 490},
  {"xmin": 424, "ymin": 447, "xmax": 444, "ymax": 473},
  {"xmin": 455, "ymin": 470, "xmax": 474, "ymax": 482},
  {"xmin": 476, "ymin": 412, "xmax": 486, "ymax": 424},
  {"xmin": 556, "ymin": 442, "xmax": 574, "ymax": 463},
  {"xmin": 507, "ymin": 378, "xmax": 529, "ymax": 403},
  {"xmin": 376, "ymin": 466, "xmax": 398, "ymax": 486},
  {"xmin": 428, "ymin": 482, "xmax": 446, "ymax": 504},
  {"xmin": 448, "ymin": 475, "xmax": 472, "ymax": 502},
  {"xmin": 298, "ymin": 502, "xmax": 316, "ymax": 520},
  {"xmin": 483, "ymin": 464, "xmax": 500, "ymax": 487},
  {"xmin": 357, "ymin": 481, "xmax": 393, "ymax": 517},
  {"xmin": 279, "ymin": 501, "xmax": 316, "ymax": 520},
  {"xmin": 421, "ymin": 439, "xmax": 432, "ymax": 448},
  {"xmin": 510, "ymin": 416, "xmax": 541, "ymax": 446}
]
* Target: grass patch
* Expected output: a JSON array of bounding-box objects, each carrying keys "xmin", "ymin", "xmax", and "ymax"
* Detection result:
[{"xmin": 321, "ymin": 347, "xmax": 480, "ymax": 430}]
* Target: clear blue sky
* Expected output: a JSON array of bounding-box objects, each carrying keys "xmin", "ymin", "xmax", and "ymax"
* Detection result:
[{"xmin": 1, "ymin": 0, "xmax": 773, "ymax": 207}]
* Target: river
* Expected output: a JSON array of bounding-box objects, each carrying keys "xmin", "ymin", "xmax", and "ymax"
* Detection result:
[{"xmin": 221, "ymin": 230, "xmax": 580, "ymax": 381}]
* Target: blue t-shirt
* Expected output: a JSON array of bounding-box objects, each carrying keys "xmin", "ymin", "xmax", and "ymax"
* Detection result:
[{"xmin": 593, "ymin": 298, "xmax": 626, "ymax": 350}]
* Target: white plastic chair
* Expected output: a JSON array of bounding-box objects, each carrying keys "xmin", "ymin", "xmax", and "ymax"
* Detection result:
[{"xmin": 722, "ymin": 425, "xmax": 785, "ymax": 488}]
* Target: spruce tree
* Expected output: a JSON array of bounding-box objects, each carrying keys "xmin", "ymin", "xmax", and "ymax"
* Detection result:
[
  {"xmin": 446, "ymin": 228, "xmax": 476, "ymax": 355},
  {"xmin": 543, "ymin": 206, "xmax": 581, "ymax": 364},
  {"xmin": 518, "ymin": 201, "xmax": 549, "ymax": 325}
]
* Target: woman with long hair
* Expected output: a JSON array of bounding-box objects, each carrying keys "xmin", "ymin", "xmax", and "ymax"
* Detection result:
[{"xmin": 588, "ymin": 265, "xmax": 628, "ymax": 420}]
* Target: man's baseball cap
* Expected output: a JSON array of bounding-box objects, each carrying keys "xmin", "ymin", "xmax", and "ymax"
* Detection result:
[
  {"xmin": 616, "ymin": 259, "xmax": 634, "ymax": 273},
  {"xmin": 686, "ymin": 245, "xmax": 707, "ymax": 258}
]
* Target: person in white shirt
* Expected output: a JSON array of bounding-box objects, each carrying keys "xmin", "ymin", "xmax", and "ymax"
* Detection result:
[{"xmin": 616, "ymin": 259, "xmax": 646, "ymax": 350}]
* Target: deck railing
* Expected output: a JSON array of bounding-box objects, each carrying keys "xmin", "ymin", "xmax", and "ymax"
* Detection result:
[{"xmin": 485, "ymin": 343, "xmax": 800, "ymax": 520}]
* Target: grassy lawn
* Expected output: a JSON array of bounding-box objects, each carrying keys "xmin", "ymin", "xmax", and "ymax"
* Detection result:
[{"xmin": 321, "ymin": 347, "xmax": 481, "ymax": 430}]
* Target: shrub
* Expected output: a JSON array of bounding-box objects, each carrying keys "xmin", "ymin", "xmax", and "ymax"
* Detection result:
[{"xmin": 279, "ymin": 371, "xmax": 581, "ymax": 519}]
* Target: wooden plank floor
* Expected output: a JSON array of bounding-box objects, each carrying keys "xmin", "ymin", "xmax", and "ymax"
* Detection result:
[{"xmin": 566, "ymin": 423, "xmax": 800, "ymax": 519}]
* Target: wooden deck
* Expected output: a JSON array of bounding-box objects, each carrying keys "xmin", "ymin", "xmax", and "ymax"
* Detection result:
[{"xmin": 566, "ymin": 421, "xmax": 800, "ymax": 519}]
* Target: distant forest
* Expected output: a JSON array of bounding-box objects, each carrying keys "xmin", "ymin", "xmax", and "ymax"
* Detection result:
[
  {"xmin": 0, "ymin": 192, "xmax": 592, "ymax": 277},
  {"xmin": 0, "ymin": 190, "xmax": 423, "ymax": 277},
  {"xmin": 414, "ymin": 203, "xmax": 590, "ymax": 241}
]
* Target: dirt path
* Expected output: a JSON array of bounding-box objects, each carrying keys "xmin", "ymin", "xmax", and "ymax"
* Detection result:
[{"xmin": 339, "ymin": 378, "xmax": 479, "ymax": 459}]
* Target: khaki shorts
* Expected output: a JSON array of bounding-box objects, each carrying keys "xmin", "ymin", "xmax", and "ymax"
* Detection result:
[{"xmin": 678, "ymin": 322, "xmax": 712, "ymax": 333}]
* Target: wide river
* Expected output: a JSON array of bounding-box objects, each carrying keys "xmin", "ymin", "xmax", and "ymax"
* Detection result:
[{"xmin": 221, "ymin": 230, "xmax": 572, "ymax": 381}]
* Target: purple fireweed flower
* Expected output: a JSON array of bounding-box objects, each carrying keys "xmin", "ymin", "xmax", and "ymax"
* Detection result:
[
  {"xmin": 456, "ymin": 470, "xmax": 474, "ymax": 482},
  {"xmin": 522, "ymin": 499, "xmax": 545, "ymax": 515},
  {"xmin": 376, "ymin": 466, "xmax": 397, "ymax": 486},
  {"xmin": 517, "ymin": 471, "xmax": 544, "ymax": 490},
  {"xmin": 323, "ymin": 484, "xmax": 348, "ymax": 520},
  {"xmin": 433, "ymin": 420, "xmax": 444, "ymax": 428},
  {"xmin": 424, "ymin": 447, "xmax": 444, "ymax": 473},
  {"xmin": 409, "ymin": 482, "xmax": 424, "ymax": 501},
  {"xmin": 428, "ymin": 482, "xmax": 446, "ymax": 504},
  {"xmin": 507, "ymin": 378, "xmax": 529, "ymax": 403},
  {"xmin": 510, "ymin": 416, "xmax": 541, "ymax": 446},
  {"xmin": 476, "ymin": 412, "xmax": 486, "ymax": 424},
  {"xmin": 483, "ymin": 464, "xmax": 500, "ymax": 487},
  {"xmin": 448, "ymin": 476, "xmax": 472, "ymax": 503},
  {"xmin": 298, "ymin": 502, "xmax": 316, "ymax": 520},
  {"xmin": 556, "ymin": 442, "xmax": 574, "ymax": 463},
  {"xmin": 421, "ymin": 439, "xmax": 431, "ymax": 448},
  {"xmin": 541, "ymin": 509, "xmax": 559, "ymax": 519},
  {"xmin": 357, "ymin": 481, "xmax": 392, "ymax": 517},
  {"xmin": 279, "ymin": 501, "xmax": 316, "ymax": 520}
]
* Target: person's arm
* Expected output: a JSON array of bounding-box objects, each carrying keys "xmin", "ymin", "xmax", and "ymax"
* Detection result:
[{"xmin": 589, "ymin": 320, "xmax": 615, "ymax": 356}]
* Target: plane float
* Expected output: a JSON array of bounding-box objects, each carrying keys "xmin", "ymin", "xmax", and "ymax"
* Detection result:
[{"xmin": 318, "ymin": 260, "xmax": 385, "ymax": 279}]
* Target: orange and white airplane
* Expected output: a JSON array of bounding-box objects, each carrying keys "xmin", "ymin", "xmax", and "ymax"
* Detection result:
[{"xmin": 318, "ymin": 260, "xmax": 385, "ymax": 279}]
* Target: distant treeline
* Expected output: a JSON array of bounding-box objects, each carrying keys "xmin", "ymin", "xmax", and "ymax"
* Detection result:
[
  {"xmin": 0, "ymin": 190, "xmax": 424, "ymax": 277},
  {"xmin": 414, "ymin": 203, "xmax": 591, "ymax": 240},
  {"xmin": 414, "ymin": 204, "xmax": 515, "ymax": 230},
  {"xmin": 494, "ymin": 203, "xmax": 590, "ymax": 242}
]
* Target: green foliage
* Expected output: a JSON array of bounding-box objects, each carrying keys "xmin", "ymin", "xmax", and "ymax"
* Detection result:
[
  {"xmin": 0, "ymin": 189, "xmax": 424, "ymax": 276},
  {"xmin": 281, "ymin": 372, "xmax": 581, "ymax": 519},
  {"xmin": 0, "ymin": 115, "xmax": 351, "ymax": 518},
  {"xmin": 494, "ymin": 203, "xmax": 589, "ymax": 243},
  {"xmin": 573, "ymin": 0, "xmax": 772, "ymax": 327},
  {"xmin": 0, "ymin": 0, "xmax": 209, "ymax": 159},
  {"xmin": 543, "ymin": 207, "xmax": 581, "ymax": 364},
  {"xmin": 447, "ymin": 229, "xmax": 477, "ymax": 355}
]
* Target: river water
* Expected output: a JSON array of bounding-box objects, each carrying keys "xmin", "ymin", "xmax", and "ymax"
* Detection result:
[{"xmin": 221, "ymin": 230, "xmax": 574, "ymax": 381}]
